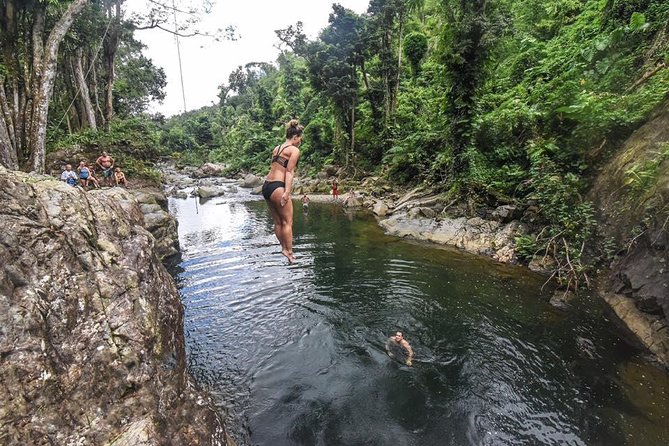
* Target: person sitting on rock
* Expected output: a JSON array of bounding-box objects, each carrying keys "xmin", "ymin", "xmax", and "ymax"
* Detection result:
[
  {"xmin": 87, "ymin": 163, "xmax": 100, "ymax": 189},
  {"xmin": 77, "ymin": 160, "xmax": 90, "ymax": 188},
  {"xmin": 114, "ymin": 167, "xmax": 128, "ymax": 187},
  {"xmin": 60, "ymin": 164, "xmax": 78, "ymax": 186}
]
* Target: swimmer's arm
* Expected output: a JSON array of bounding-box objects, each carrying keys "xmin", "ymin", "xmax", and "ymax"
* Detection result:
[{"xmin": 403, "ymin": 341, "xmax": 414, "ymax": 365}]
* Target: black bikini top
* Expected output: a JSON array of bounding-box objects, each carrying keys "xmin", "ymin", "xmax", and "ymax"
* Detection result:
[{"xmin": 272, "ymin": 144, "xmax": 291, "ymax": 168}]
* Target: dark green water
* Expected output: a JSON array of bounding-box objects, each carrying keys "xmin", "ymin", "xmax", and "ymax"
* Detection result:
[{"xmin": 169, "ymin": 191, "xmax": 669, "ymax": 446}]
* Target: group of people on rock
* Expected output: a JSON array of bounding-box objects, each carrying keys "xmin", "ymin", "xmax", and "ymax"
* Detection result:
[{"xmin": 59, "ymin": 151, "xmax": 128, "ymax": 189}]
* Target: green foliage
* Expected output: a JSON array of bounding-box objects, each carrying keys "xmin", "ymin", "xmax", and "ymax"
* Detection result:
[
  {"xmin": 514, "ymin": 234, "xmax": 538, "ymax": 262},
  {"xmin": 49, "ymin": 116, "xmax": 160, "ymax": 157},
  {"xmin": 623, "ymin": 143, "xmax": 669, "ymax": 193},
  {"xmin": 403, "ymin": 31, "xmax": 428, "ymax": 74},
  {"xmin": 114, "ymin": 42, "xmax": 167, "ymax": 116},
  {"xmin": 523, "ymin": 153, "xmax": 598, "ymax": 289}
]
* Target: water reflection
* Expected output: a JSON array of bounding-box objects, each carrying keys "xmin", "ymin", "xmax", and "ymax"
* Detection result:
[{"xmin": 169, "ymin": 190, "xmax": 669, "ymax": 446}]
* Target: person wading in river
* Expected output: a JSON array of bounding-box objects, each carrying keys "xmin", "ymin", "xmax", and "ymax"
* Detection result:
[{"xmin": 261, "ymin": 119, "xmax": 303, "ymax": 263}]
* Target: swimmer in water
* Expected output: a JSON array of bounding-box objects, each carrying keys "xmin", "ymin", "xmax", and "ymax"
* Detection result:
[
  {"xmin": 301, "ymin": 193, "xmax": 310, "ymax": 212},
  {"xmin": 387, "ymin": 331, "xmax": 414, "ymax": 367}
]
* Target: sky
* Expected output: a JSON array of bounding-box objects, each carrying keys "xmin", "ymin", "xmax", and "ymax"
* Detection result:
[{"xmin": 131, "ymin": 0, "xmax": 370, "ymax": 116}]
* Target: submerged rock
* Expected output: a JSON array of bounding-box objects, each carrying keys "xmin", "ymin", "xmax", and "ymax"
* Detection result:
[{"xmin": 0, "ymin": 166, "xmax": 227, "ymax": 445}]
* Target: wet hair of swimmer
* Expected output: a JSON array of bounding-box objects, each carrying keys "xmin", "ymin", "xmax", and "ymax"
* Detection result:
[{"xmin": 285, "ymin": 119, "xmax": 304, "ymax": 139}]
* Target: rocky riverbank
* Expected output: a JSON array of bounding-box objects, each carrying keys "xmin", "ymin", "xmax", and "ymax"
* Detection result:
[{"xmin": 0, "ymin": 166, "xmax": 230, "ymax": 445}]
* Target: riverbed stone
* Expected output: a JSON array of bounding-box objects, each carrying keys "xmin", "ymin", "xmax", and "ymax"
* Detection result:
[
  {"xmin": 193, "ymin": 162, "xmax": 227, "ymax": 178},
  {"xmin": 491, "ymin": 204, "xmax": 521, "ymax": 223},
  {"xmin": 194, "ymin": 186, "xmax": 225, "ymax": 199},
  {"xmin": 239, "ymin": 173, "xmax": 264, "ymax": 188},
  {"xmin": 373, "ymin": 200, "xmax": 389, "ymax": 217},
  {"xmin": 343, "ymin": 196, "xmax": 363, "ymax": 208},
  {"xmin": 601, "ymin": 290, "xmax": 669, "ymax": 367}
]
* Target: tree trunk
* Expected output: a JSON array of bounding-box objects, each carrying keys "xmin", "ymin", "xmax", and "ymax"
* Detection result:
[
  {"xmin": 90, "ymin": 54, "xmax": 106, "ymax": 128},
  {"xmin": 0, "ymin": 80, "xmax": 18, "ymax": 169},
  {"xmin": 395, "ymin": 20, "xmax": 403, "ymax": 111},
  {"xmin": 103, "ymin": 1, "xmax": 122, "ymax": 130},
  {"xmin": 28, "ymin": 0, "xmax": 89, "ymax": 173},
  {"xmin": 74, "ymin": 48, "xmax": 97, "ymax": 130},
  {"xmin": 66, "ymin": 60, "xmax": 83, "ymax": 131},
  {"xmin": 349, "ymin": 96, "xmax": 356, "ymax": 168}
]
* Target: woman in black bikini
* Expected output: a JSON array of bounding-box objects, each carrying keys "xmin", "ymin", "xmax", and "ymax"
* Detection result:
[{"xmin": 262, "ymin": 119, "xmax": 303, "ymax": 262}]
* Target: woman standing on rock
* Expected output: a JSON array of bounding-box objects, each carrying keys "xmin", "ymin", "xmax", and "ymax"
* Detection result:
[{"xmin": 262, "ymin": 119, "xmax": 303, "ymax": 263}]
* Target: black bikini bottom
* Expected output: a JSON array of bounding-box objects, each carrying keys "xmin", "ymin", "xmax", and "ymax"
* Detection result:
[{"xmin": 262, "ymin": 180, "xmax": 285, "ymax": 200}]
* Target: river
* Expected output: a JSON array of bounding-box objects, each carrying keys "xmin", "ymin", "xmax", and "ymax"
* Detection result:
[{"xmin": 168, "ymin": 189, "xmax": 668, "ymax": 446}]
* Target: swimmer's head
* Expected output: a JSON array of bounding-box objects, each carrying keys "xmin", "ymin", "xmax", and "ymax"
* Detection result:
[{"xmin": 394, "ymin": 332, "xmax": 404, "ymax": 341}]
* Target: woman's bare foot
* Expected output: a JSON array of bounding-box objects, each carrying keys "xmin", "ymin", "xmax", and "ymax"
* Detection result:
[{"xmin": 282, "ymin": 250, "xmax": 296, "ymax": 263}]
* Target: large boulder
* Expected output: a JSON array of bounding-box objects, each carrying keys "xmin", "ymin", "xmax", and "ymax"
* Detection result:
[
  {"xmin": 193, "ymin": 163, "xmax": 227, "ymax": 178},
  {"xmin": 372, "ymin": 200, "xmax": 389, "ymax": 217},
  {"xmin": 239, "ymin": 173, "xmax": 264, "ymax": 188},
  {"xmin": 343, "ymin": 196, "xmax": 363, "ymax": 208},
  {"xmin": 491, "ymin": 205, "xmax": 522, "ymax": 223},
  {"xmin": 193, "ymin": 186, "xmax": 225, "ymax": 199},
  {"xmin": 379, "ymin": 211, "xmax": 525, "ymax": 263},
  {"xmin": 0, "ymin": 167, "xmax": 227, "ymax": 445}
]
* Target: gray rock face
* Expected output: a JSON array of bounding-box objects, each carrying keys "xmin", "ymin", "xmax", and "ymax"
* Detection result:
[
  {"xmin": 0, "ymin": 167, "xmax": 226, "ymax": 445},
  {"xmin": 128, "ymin": 188, "xmax": 179, "ymax": 261},
  {"xmin": 588, "ymin": 100, "xmax": 669, "ymax": 367}
]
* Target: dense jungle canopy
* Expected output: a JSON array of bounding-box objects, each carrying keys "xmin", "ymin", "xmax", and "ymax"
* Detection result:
[{"xmin": 1, "ymin": 0, "xmax": 668, "ymax": 287}]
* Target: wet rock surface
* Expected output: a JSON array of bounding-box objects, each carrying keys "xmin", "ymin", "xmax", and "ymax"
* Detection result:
[
  {"xmin": 589, "ymin": 100, "xmax": 669, "ymax": 368},
  {"xmin": 379, "ymin": 212, "xmax": 525, "ymax": 264},
  {"xmin": 0, "ymin": 167, "xmax": 227, "ymax": 445}
]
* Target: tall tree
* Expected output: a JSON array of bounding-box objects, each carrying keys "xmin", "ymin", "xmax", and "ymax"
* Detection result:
[
  {"xmin": 307, "ymin": 5, "xmax": 365, "ymax": 167},
  {"xmin": 441, "ymin": 0, "xmax": 491, "ymax": 181},
  {"xmin": 0, "ymin": 0, "xmax": 89, "ymax": 172}
]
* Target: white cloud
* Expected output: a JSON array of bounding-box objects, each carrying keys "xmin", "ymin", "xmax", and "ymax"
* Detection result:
[{"xmin": 131, "ymin": 0, "xmax": 370, "ymax": 116}]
